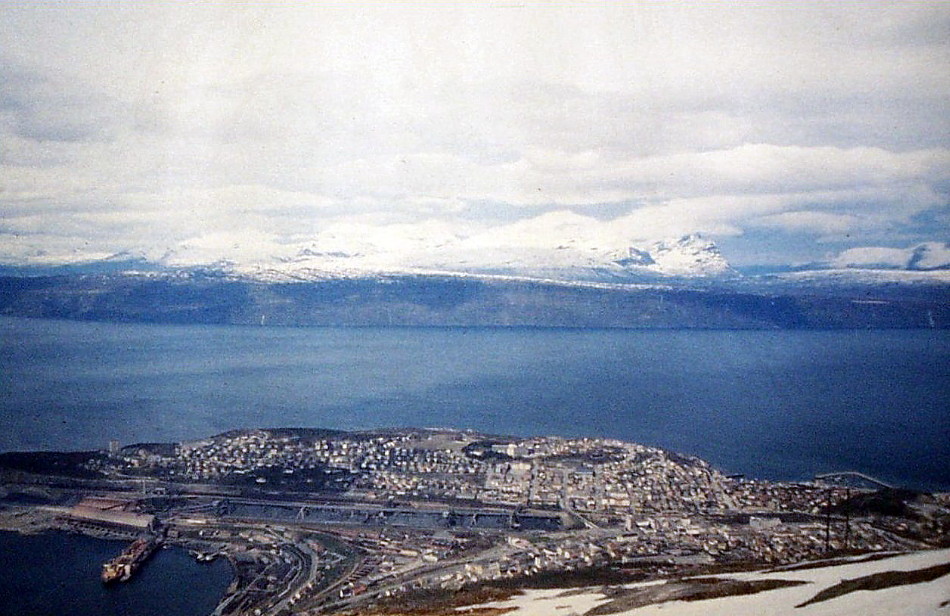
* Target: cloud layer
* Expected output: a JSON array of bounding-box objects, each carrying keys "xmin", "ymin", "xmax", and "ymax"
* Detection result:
[{"xmin": 0, "ymin": 3, "xmax": 947, "ymax": 269}]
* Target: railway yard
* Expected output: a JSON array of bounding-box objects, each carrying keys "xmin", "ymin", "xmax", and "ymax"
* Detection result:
[{"xmin": 1, "ymin": 427, "xmax": 948, "ymax": 615}]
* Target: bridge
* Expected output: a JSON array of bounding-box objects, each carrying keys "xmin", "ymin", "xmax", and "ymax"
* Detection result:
[{"xmin": 813, "ymin": 471, "xmax": 894, "ymax": 489}]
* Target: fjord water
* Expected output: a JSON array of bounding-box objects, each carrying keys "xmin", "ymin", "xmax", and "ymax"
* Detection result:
[
  {"xmin": 1, "ymin": 316, "xmax": 948, "ymax": 490},
  {"xmin": 0, "ymin": 531, "xmax": 232, "ymax": 616}
]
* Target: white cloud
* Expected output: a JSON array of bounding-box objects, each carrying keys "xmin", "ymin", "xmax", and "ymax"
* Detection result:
[
  {"xmin": 750, "ymin": 211, "xmax": 860, "ymax": 234},
  {"xmin": 0, "ymin": 4, "xmax": 948, "ymax": 268}
]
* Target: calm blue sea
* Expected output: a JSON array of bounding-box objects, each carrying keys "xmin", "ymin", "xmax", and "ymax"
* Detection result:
[{"xmin": 1, "ymin": 316, "xmax": 948, "ymax": 490}]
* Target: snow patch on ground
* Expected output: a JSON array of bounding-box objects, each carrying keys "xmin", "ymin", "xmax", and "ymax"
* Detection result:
[{"xmin": 463, "ymin": 548, "xmax": 950, "ymax": 616}]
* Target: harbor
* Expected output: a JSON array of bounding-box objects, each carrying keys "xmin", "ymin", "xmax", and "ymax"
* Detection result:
[{"xmin": 0, "ymin": 530, "xmax": 232, "ymax": 616}]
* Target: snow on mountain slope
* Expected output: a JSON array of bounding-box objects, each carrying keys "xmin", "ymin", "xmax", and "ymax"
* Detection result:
[
  {"xmin": 31, "ymin": 233, "xmax": 941, "ymax": 286},
  {"xmin": 911, "ymin": 242, "xmax": 950, "ymax": 270},
  {"xmin": 225, "ymin": 228, "xmax": 736, "ymax": 283},
  {"xmin": 644, "ymin": 234, "xmax": 733, "ymax": 276},
  {"xmin": 831, "ymin": 242, "xmax": 950, "ymax": 271},
  {"xmin": 775, "ymin": 268, "xmax": 950, "ymax": 285},
  {"xmin": 13, "ymin": 232, "xmax": 950, "ymax": 289},
  {"xmin": 96, "ymin": 207, "xmax": 732, "ymax": 283}
]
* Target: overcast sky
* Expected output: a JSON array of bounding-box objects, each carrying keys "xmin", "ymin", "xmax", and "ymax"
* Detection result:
[{"xmin": 1, "ymin": 2, "xmax": 948, "ymax": 269}]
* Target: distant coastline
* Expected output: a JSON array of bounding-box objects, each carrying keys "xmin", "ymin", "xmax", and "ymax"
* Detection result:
[{"xmin": 2, "ymin": 271, "xmax": 948, "ymax": 329}]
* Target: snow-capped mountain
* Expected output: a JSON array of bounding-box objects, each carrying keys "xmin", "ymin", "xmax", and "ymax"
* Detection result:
[
  {"xmin": 8, "ymin": 233, "xmax": 950, "ymax": 292},
  {"xmin": 773, "ymin": 268, "xmax": 950, "ymax": 286},
  {"xmin": 641, "ymin": 234, "xmax": 733, "ymax": 277},
  {"xmin": 224, "ymin": 232, "xmax": 736, "ymax": 283},
  {"xmin": 3, "ymin": 234, "xmax": 947, "ymax": 330},
  {"xmin": 831, "ymin": 242, "xmax": 950, "ymax": 271},
  {"xmin": 742, "ymin": 241, "xmax": 950, "ymax": 287}
]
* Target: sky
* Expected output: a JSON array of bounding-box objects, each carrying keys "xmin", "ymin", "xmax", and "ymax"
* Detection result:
[{"xmin": 0, "ymin": 2, "xmax": 948, "ymax": 270}]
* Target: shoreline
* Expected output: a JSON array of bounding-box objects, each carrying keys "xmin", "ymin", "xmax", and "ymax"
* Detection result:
[
  {"xmin": 0, "ymin": 508, "xmax": 238, "ymax": 614},
  {"xmin": 4, "ymin": 513, "xmax": 949, "ymax": 616},
  {"xmin": 2, "ymin": 426, "xmax": 948, "ymax": 614}
]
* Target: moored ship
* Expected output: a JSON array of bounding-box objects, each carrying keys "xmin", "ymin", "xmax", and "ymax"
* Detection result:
[{"xmin": 101, "ymin": 536, "xmax": 161, "ymax": 583}]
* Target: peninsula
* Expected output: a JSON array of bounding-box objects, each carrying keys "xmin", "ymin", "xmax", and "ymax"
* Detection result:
[{"xmin": 1, "ymin": 428, "xmax": 947, "ymax": 615}]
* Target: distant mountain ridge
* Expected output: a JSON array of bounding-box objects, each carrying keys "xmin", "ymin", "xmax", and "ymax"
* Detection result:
[
  {"xmin": 0, "ymin": 267, "xmax": 947, "ymax": 329},
  {"xmin": 1, "ymin": 233, "xmax": 948, "ymax": 329},
  {"xmin": 831, "ymin": 241, "xmax": 950, "ymax": 271},
  {"xmin": 175, "ymin": 232, "xmax": 738, "ymax": 283},
  {"xmin": 3, "ymin": 235, "xmax": 947, "ymax": 284}
]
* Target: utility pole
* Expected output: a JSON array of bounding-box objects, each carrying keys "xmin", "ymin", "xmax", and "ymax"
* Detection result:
[
  {"xmin": 824, "ymin": 487, "xmax": 832, "ymax": 553},
  {"xmin": 844, "ymin": 487, "xmax": 851, "ymax": 551}
]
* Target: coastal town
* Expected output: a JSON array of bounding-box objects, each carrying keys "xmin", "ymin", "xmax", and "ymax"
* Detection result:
[{"xmin": 1, "ymin": 427, "xmax": 948, "ymax": 615}]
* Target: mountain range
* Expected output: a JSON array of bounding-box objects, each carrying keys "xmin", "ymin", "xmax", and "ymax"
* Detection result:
[{"xmin": 0, "ymin": 234, "xmax": 947, "ymax": 329}]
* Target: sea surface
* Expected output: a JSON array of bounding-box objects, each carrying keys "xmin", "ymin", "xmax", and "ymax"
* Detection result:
[
  {"xmin": 1, "ymin": 316, "xmax": 948, "ymax": 490},
  {"xmin": 0, "ymin": 531, "xmax": 231, "ymax": 616}
]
